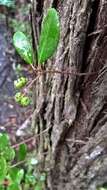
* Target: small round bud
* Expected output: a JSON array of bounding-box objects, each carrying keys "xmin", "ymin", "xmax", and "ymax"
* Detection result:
[
  {"xmin": 20, "ymin": 96, "xmax": 31, "ymax": 106},
  {"xmin": 14, "ymin": 77, "xmax": 28, "ymax": 89},
  {"xmin": 14, "ymin": 92, "xmax": 22, "ymax": 103}
]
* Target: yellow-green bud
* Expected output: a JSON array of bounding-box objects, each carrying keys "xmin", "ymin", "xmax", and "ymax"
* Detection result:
[
  {"xmin": 14, "ymin": 92, "xmax": 22, "ymax": 103},
  {"xmin": 14, "ymin": 77, "xmax": 28, "ymax": 89},
  {"xmin": 20, "ymin": 96, "xmax": 31, "ymax": 107}
]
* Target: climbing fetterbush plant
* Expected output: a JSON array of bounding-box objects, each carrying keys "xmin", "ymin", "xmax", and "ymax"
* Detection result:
[{"xmin": 13, "ymin": 8, "xmax": 60, "ymax": 106}]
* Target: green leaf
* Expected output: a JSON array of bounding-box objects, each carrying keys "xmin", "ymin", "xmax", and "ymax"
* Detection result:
[
  {"xmin": 0, "ymin": 133, "xmax": 9, "ymax": 151},
  {"xmin": 3, "ymin": 147, "xmax": 15, "ymax": 161},
  {"xmin": 38, "ymin": 8, "xmax": 60, "ymax": 64},
  {"xmin": 0, "ymin": 186, "xmax": 5, "ymax": 190},
  {"xmin": 0, "ymin": 157, "xmax": 7, "ymax": 183},
  {"xmin": 16, "ymin": 169, "xmax": 24, "ymax": 184},
  {"xmin": 25, "ymin": 174, "xmax": 37, "ymax": 185},
  {"xmin": 18, "ymin": 144, "xmax": 27, "ymax": 161},
  {"xmin": 34, "ymin": 183, "xmax": 42, "ymax": 190},
  {"xmin": 7, "ymin": 183, "xmax": 21, "ymax": 190},
  {"xmin": 13, "ymin": 31, "xmax": 33, "ymax": 64},
  {"xmin": 8, "ymin": 168, "xmax": 24, "ymax": 184},
  {"xmin": 9, "ymin": 168, "xmax": 19, "ymax": 182}
]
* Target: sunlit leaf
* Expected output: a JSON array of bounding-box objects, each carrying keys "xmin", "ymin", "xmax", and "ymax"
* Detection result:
[
  {"xmin": 38, "ymin": 8, "xmax": 60, "ymax": 64},
  {"xmin": 0, "ymin": 157, "xmax": 7, "ymax": 183},
  {"xmin": 7, "ymin": 183, "xmax": 21, "ymax": 190},
  {"xmin": 15, "ymin": 169, "xmax": 24, "ymax": 184},
  {"xmin": 7, "ymin": 169, "xmax": 24, "ymax": 188},
  {"xmin": 3, "ymin": 147, "xmax": 15, "ymax": 161},
  {"xmin": 0, "ymin": 133, "xmax": 9, "ymax": 151},
  {"xmin": 9, "ymin": 168, "xmax": 24, "ymax": 184},
  {"xmin": 13, "ymin": 31, "xmax": 33, "ymax": 64},
  {"xmin": 97, "ymin": 188, "xmax": 107, "ymax": 190}
]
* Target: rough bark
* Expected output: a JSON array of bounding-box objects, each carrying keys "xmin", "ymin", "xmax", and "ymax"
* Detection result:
[{"xmin": 31, "ymin": 0, "xmax": 107, "ymax": 189}]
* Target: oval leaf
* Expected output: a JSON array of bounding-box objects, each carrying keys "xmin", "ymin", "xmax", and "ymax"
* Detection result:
[
  {"xmin": 17, "ymin": 143, "xmax": 27, "ymax": 161},
  {"xmin": 38, "ymin": 8, "xmax": 60, "ymax": 64},
  {"xmin": 15, "ymin": 169, "xmax": 24, "ymax": 184},
  {"xmin": 0, "ymin": 157, "xmax": 7, "ymax": 183},
  {"xmin": 0, "ymin": 133, "xmax": 9, "ymax": 151},
  {"xmin": 13, "ymin": 31, "xmax": 33, "ymax": 64}
]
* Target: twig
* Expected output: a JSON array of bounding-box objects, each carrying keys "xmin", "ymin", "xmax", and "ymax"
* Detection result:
[
  {"xmin": 66, "ymin": 139, "xmax": 87, "ymax": 144},
  {"xmin": 12, "ymin": 126, "xmax": 51, "ymax": 149},
  {"xmin": 88, "ymin": 29, "xmax": 102, "ymax": 37},
  {"xmin": 26, "ymin": 76, "xmax": 39, "ymax": 90},
  {"xmin": 23, "ymin": 76, "xmax": 39, "ymax": 95},
  {"xmin": 11, "ymin": 160, "xmax": 26, "ymax": 168},
  {"xmin": 30, "ymin": 64, "xmax": 36, "ymax": 71}
]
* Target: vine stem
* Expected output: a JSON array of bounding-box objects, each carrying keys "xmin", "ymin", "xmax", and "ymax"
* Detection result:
[
  {"xmin": 12, "ymin": 126, "xmax": 51, "ymax": 149},
  {"xmin": 31, "ymin": 67, "xmax": 96, "ymax": 76},
  {"xmin": 26, "ymin": 65, "xmax": 96, "ymax": 96}
]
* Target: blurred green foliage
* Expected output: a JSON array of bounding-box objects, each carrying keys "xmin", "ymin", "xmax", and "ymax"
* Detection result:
[
  {"xmin": 0, "ymin": 0, "xmax": 15, "ymax": 8},
  {"xmin": 0, "ymin": 133, "xmax": 46, "ymax": 190}
]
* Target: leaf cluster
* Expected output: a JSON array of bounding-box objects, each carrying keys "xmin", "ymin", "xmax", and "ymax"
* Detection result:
[
  {"xmin": 13, "ymin": 8, "xmax": 60, "ymax": 65},
  {"xmin": 0, "ymin": 133, "xmax": 46, "ymax": 190}
]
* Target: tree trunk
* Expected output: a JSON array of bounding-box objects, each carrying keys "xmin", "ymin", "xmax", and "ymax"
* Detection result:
[{"xmin": 31, "ymin": 0, "xmax": 107, "ymax": 189}]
